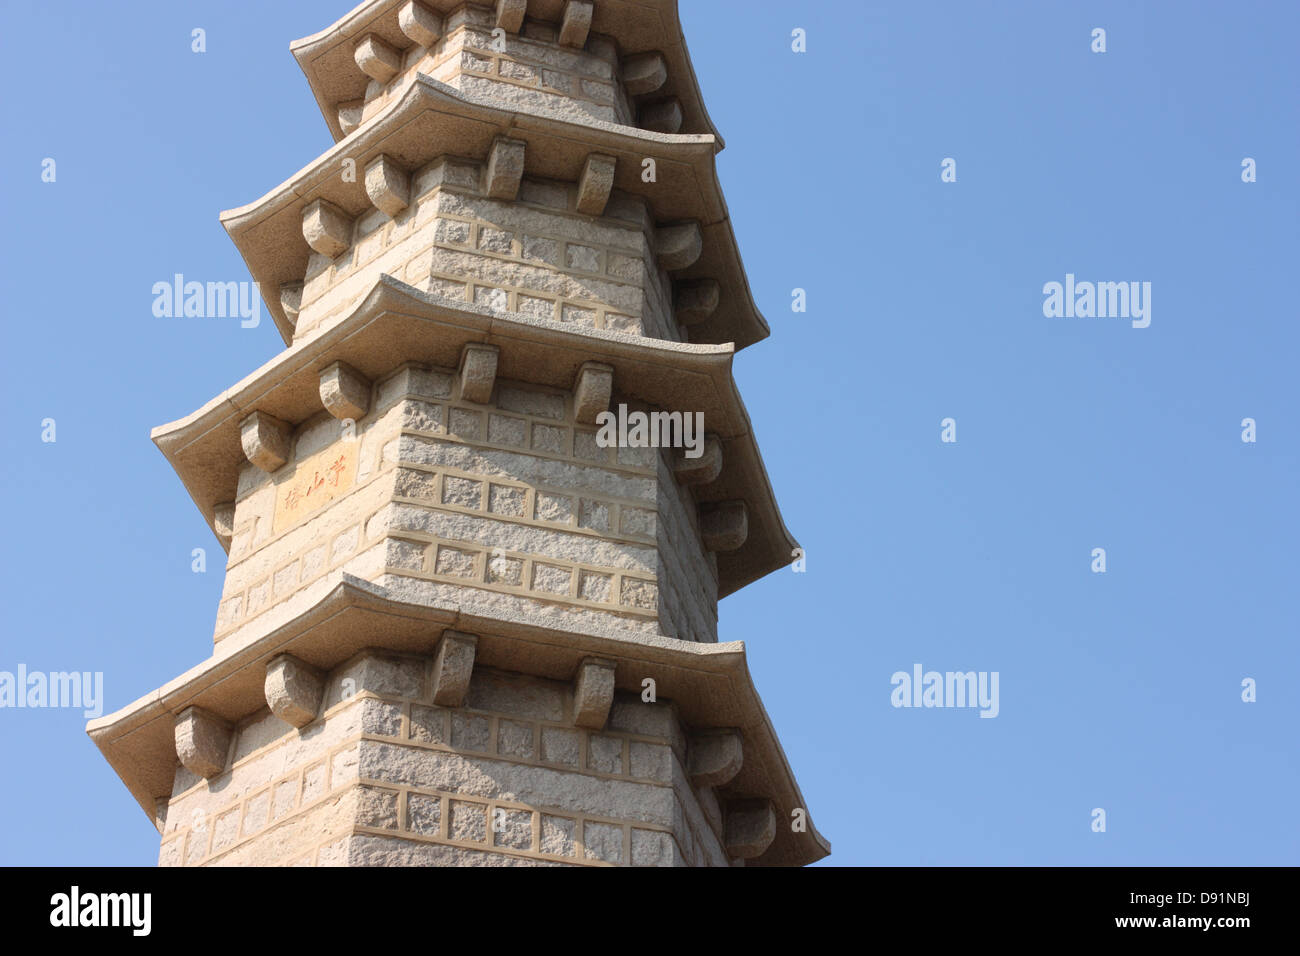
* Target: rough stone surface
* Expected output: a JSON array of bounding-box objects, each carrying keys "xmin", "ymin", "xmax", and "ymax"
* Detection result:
[
  {"xmin": 264, "ymin": 654, "xmax": 325, "ymax": 728},
  {"xmin": 572, "ymin": 657, "xmax": 616, "ymax": 729},
  {"xmin": 174, "ymin": 707, "xmax": 232, "ymax": 780},
  {"xmin": 319, "ymin": 361, "xmax": 372, "ymax": 421}
]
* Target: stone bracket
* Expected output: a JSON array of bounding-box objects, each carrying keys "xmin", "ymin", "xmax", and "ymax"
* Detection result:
[
  {"xmin": 674, "ymin": 434, "xmax": 723, "ymax": 486},
  {"xmin": 485, "ymin": 136, "xmax": 526, "ymax": 200},
  {"xmin": 239, "ymin": 410, "xmax": 292, "ymax": 474},
  {"xmin": 496, "ymin": 0, "xmax": 527, "ymax": 33},
  {"xmin": 622, "ymin": 52, "xmax": 667, "ymax": 96},
  {"xmin": 354, "ymin": 33, "xmax": 403, "ymax": 83},
  {"xmin": 319, "ymin": 360, "xmax": 372, "ymax": 422},
  {"xmin": 212, "ymin": 502, "xmax": 236, "ymax": 543},
  {"xmin": 458, "ymin": 343, "xmax": 500, "ymax": 404},
  {"xmin": 279, "ymin": 281, "xmax": 304, "ymax": 330},
  {"xmin": 398, "ymin": 1, "xmax": 442, "ymax": 48},
  {"xmin": 654, "ymin": 221, "xmax": 703, "ymax": 271},
  {"xmin": 302, "ymin": 198, "xmax": 353, "ymax": 259},
  {"xmin": 640, "ymin": 98, "xmax": 683, "ymax": 133},
  {"xmin": 559, "ymin": 1, "xmax": 593, "ymax": 48},
  {"xmin": 573, "ymin": 657, "xmax": 616, "ymax": 729},
  {"xmin": 572, "ymin": 361, "xmax": 613, "ymax": 425},
  {"xmin": 264, "ymin": 654, "xmax": 325, "ymax": 728},
  {"xmin": 432, "ymin": 630, "xmax": 478, "ymax": 706},
  {"xmin": 724, "ymin": 798, "xmax": 776, "ymax": 859},
  {"xmin": 674, "ymin": 279, "xmax": 719, "ymax": 327},
  {"xmin": 576, "ymin": 153, "xmax": 616, "ymax": 216},
  {"xmin": 174, "ymin": 706, "xmax": 233, "ymax": 780},
  {"xmin": 338, "ymin": 99, "xmax": 365, "ymax": 136},
  {"xmin": 688, "ymin": 728, "xmax": 744, "ymax": 789},
  {"xmin": 364, "ymin": 154, "xmax": 411, "ymax": 218},
  {"xmin": 700, "ymin": 499, "xmax": 748, "ymax": 552}
]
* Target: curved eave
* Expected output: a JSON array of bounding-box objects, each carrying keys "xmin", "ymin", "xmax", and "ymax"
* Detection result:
[
  {"xmin": 222, "ymin": 74, "xmax": 766, "ymax": 350},
  {"xmin": 86, "ymin": 576, "xmax": 828, "ymax": 865},
  {"xmin": 152, "ymin": 276, "xmax": 798, "ymax": 598},
  {"xmin": 290, "ymin": 0, "xmax": 722, "ymax": 147}
]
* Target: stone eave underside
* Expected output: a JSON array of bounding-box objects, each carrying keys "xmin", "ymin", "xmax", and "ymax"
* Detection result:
[
  {"xmin": 292, "ymin": 0, "xmax": 721, "ymax": 146},
  {"xmin": 86, "ymin": 577, "xmax": 829, "ymax": 866},
  {"xmin": 220, "ymin": 75, "xmax": 765, "ymax": 350},
  {"xmin": 150, "ymin": 277, "xmax": 799, "ymax": 599}
]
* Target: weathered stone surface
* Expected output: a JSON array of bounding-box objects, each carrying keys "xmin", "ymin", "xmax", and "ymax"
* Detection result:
[
  {"xmin": 398, "ymin": 0, "xmax": 441, "ymax": 48},
  {"xmin": 239, "ymin": 410, "xmax": 292, "ymax": 473},
  {"xmin": 279, "ymin": 282, "xmax": 303, "ymax": 329},
  {"xmin": 338, "ymin": 99, "xmax": 364, "ymax": 136},
  {"xmin": 575, "ymin": 153, "xmax": 616, "ymax": 216},
  {"xmin": 496, "ymin": 0, "xmax": 527, "ymax": 33},
  {"xmin": 640, "ymin": 98, "xmax": 683, "ymax": 133},
  {"xmin": 622, "ymin": 52, "xmax": 668, "ymax": 96},
  {"xmin": 354, "ymin": 34, "xmax": 403, "ymax": 83},
  {"xmin": 655, "ymin": 222, "xmax": 703, "ymax": 270},
  {"xmin": 572, "ymin": 361, "xmax": 613, "ymax": 425},
  {"xmin": 484, "ymin": 137, "xmax": 526, "ymax": 200},
  {"xmin": 673, "ymin": 278, "xmax": 719, "ymax": 326},
  {"xmin": 212, "ymin": 502, "xmax": 236, "ymax": 541},
  {"xmin": 264, "ymin": 654, "xmax": 325, "ymax": 728},
  {"xmin": 458, "ymin": 343, "xmax": 499, "ymax": 403},
  {"xmin": 301, "ymin": 199, "xmax": 353, "ymax": 258},
  {"xmin": 364, "ymin": 154, "xmax": 410, "ymax": 218},
  {"xmin": 558, "ymin": 1, "xmax": 593, "ymax": 48},
  {"xmin": 319, "ymin": 361, "xmax": 371, "ymax": 421},
  {"xmin": 725, "ymin": 799, "xmax": 776, "ymax": 859},
  {"xmin": 674, "ymin": 434, "xmax": 723, "ymax": 486},
  {"xmin": 688, "ymin": 729, "xmax": 743, "ymax": 788},
  {"xmin": 174, "ymin": 707, "xmax": 232, "ymax": 780},
  {"xmin": 573, "ymin": 657, "xmax": 616, "ymax": 729},
  {"xmin": 700, "ymin": 500, "xmax": 748, "ymax": 552},
  {"xmin": 431, "ymin": 630, "xmax": 478, "ymax": 706}
]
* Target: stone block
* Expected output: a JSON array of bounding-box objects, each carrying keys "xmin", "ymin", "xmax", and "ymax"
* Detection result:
[
  {"xmin": 264, "ymin": 654, "xmax": 325, "ymax": 728},
  {"xmin": 700, "ymin": 499, "xmax": 748, "ymax": 552},
  {"xmin": 319, "ymin": 361, "xmax": 372, "ymax": 421},
  {"xmin": 576, "ymin": 153, "xmax": 616, "ymax": 216},
  {"xmin": 654, "ymin": 221, "xmax": 703, "ymax": 270},
  {"xmin": 239, "ymin": 410, "xmax": 292, "ymax": 473},
  {"xmin": 364, "ymin": 154, "xmax": 411, "ymax": 218},
  {"xmin": 484, "ymin": 137, "xmax": 526, "ymax": 200},
  {"xmin": 431, "ymin": 630, "xmax": 478, "ymax": 706},
  {"xmin": 673, "ymin": 434, "xmax": 722, "ymax": 486},
  {"xmin": 622, "ymin": 52, "xmax": 667, "ymax": 96},
  {"xmin": 640, "ymin": 98, "xmax": 683, "ymax": 133},
  {"xmin": 174, "ymin": 706, "xmax": 232, "ymax": 780},
  {"xmin": 572, "ymin": 361, "xmax": 613, "ymax": 425},
  {"xmin": 558, "ymin": 1, "xmax": 593, "ymax": 48},
  {"xmin": 398, "ymin": 1, "xmax": 441, "ymax": 48},
  {"xmin": 301, "ymin": 199, "xmax": 353, "ymax": 258},
  {"xmin": 354, "ymin": 34, "xmax": 403, "ymax": 83},
  {"xmin": 687, "ymin": 729, "xmax": 743, "ymax": 788},
  {"xmin": 458, "ymin": 343, "xmax": 499, "ymax": 404},
  {"xmin": 573, "ymin": 657, "xmax": 616, "ymax": 729},
  {"xmin": 495, "ymin": 0, "xmax": 527, "ymax": 33},
  {"xmin": 724, "ymin": 799, "xmax": 776, "ymax": 859}
]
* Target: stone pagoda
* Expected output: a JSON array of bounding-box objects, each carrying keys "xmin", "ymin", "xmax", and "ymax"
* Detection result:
[{"xmin": 88, "ymin": 0, "xmax": 828, "ymax": 867}]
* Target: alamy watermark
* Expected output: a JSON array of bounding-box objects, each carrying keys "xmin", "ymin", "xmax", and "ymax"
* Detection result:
[
  {"xmin": 1043, "ymin": 273, "xmax": 1151, "ymax": 328},
  {"xmin": 891, "ymin": 664, "xmax": 999, "ymax": 718},
  {"xmin": 0, "ymin": 666, "xmax": 103, "ymax": 718},
  {"xmin": 152, "ymin": 274, "xmax": 261, "ymax": 328},
  {"xmin": 594, "ymin": 403, "xmax": 705, "ymax": 458}
]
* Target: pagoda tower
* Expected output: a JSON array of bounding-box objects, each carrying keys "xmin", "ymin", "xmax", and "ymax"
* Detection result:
[{"xmin": 88, "ymin": 0, "xmax": 828, "ymax": 867}]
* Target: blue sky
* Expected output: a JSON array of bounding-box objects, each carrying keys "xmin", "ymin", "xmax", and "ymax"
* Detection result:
[{"xmin": 1, "ymin": 0, "xmax": 1296, "ymax": 866}]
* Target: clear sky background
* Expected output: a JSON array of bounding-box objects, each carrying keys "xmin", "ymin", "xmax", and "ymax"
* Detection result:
[{"xmin": 1, "ymin": 0, "xmax": 1296, "ymax": 866}]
